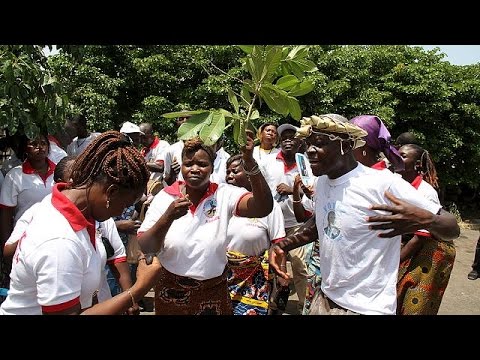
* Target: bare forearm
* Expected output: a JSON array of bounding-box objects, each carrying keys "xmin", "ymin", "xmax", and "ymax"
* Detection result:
[
  {"xmin": 137, "ymin": 215, "xmax": 174, "ymax": 254},
  {"xmin": 82, "ymin": 286, "xmax": 144, "ymax": 315},
  {"xmin": 428, "ymin": 209, "xmax": 460, "ymax": 241},
  {"xmin": 400, "ymin": 235, "xmax": 423, "ymax": 262},
  {"xmin": 242, "ymin": 161, "xmax": 273, "ymax": 218},
  {"xmin": 110, "ymin": 262, "xmax": 133, "ymax": 291},
  {"xmin": 277, "ymin": 217, "xmax": 318, "ymax": 252},
  {"xmin": 147, "ymin": 162, "xmax": 164, "ymax": 174}
]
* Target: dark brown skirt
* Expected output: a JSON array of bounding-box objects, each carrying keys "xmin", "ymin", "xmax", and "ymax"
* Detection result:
[{"xmin": 154, "ymin": 266, "xmax": 233, "ymax": 315}]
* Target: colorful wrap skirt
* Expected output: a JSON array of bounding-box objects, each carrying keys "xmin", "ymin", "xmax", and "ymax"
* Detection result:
[
  {"xmin": 397, "ymin": 237, "xmax": 456, "ymax": 315},
  {"xmin": 154, "ymin": 266, "xmax": 233, "ymax": 315},
  {"xmin": 227, "ymin": 250, "xmax": 272, "ymax": 315}
]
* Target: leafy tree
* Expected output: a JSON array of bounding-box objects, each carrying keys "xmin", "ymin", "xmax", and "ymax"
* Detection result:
[{"xmin": 0, "ymin": 45, "xmax": 69, "ymax": 138}]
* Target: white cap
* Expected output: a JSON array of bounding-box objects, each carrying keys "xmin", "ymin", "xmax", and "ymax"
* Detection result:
[
  {"xmin": 120, "ymin": 121, "xmax": 144, "ymax": 135},
  {"xmin": 277, "ymin": 123, "xmax": 298, "ymax": 137}
]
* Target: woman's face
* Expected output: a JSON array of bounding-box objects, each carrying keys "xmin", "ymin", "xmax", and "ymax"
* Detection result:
[
  {"xmin": 260, "ymin": 125, "xmax": 278, "ymax": 146},
  {"xmin": 226, "ymin": 159, "xmax": 249, "ymax": 189},
  {"xmin": 181, "ymin": 149, "xmax": 213, "ymax": 189},
  {"xmin": 25, "ymin": 136, "xmax": 49, "ymax": 161},
  {"xmin": 397, "ymin": 145, "xmax": 418, "ymax": 175}
]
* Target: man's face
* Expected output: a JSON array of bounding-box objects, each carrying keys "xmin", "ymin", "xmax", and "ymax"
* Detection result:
[{"xmin": 304, "ymin": 131, "xmax": 346, "ymax": 177}]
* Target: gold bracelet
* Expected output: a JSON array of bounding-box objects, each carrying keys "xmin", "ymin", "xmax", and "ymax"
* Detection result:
[{"xmin": 126, "ymin": 289, "xmax": 137, "ymax": 308}]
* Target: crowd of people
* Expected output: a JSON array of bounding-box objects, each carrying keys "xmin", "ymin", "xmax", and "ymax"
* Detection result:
[{"xmin": 0, "ymin": 110, "xmax": 467, "ymax": 315}]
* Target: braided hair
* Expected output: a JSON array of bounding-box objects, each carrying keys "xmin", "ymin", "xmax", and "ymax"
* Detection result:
[
  {"xmin": 405, "ymin": 144, "xmax": 439, "ymax": 189},
  {"xmin": 70, "ymin": 131, "xmax": 149, "ymax": 191}
]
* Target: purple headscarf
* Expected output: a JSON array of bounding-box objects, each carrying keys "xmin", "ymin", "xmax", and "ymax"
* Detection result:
[{"xmin": 349, "ymin": 115, "xmax": 405, "ymax": 171}]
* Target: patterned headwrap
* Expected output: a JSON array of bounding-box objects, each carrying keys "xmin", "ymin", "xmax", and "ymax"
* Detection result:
[
  {"xmin": 349, "ymin": 115, "xmax": 405, "ymax": 171},
  {"xmin": 295, "ymin": 114, "xmax": 367, "ymax": 150}
]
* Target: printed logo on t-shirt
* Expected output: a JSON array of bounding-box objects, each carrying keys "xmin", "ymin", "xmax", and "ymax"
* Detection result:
[
  {"xmin": 322, "ymin": 201, "xmax": 344, "ymax": 241},
  {"xmin": 203, "ymin": 198, "xmax": 217, "ymax": 218}
]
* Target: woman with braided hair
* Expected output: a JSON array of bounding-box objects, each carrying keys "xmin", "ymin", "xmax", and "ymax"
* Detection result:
[
  {"xmin": 269, "ymin": 114, "xmax": 460, "ymax": 315},
  {"xmin": 395, "ymin": 143, "xmax": 456, "ymax": 315},
  {"xmin": 0, "ymin": 131, "xmax": 162, "ymax": 315}
]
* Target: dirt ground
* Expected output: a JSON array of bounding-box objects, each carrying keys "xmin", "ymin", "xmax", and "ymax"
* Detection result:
[{"xmin": 283, "ymin": 226, "xmax": 480, "ymax": 315}]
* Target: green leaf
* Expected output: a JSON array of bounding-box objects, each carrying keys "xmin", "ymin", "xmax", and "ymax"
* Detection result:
[
  {"xmin": 288, "ymin": 79, "xmax": 315, "ymax": 96},
  {"xmin": 177, "ymin": 112, "xmax": 211, "ymax": 140},
  {"xmin": 287, "ymin": 96, "xmax": 301, "ymax": 120},
  {"xmin": 162, "ymin": 110, "xmax": 209, "ymax": 119},
  {"xmin": 259, "ymin": 85, "xmax": 289, "ymax": 116},
  {"xmin": 238, "ymin": 119, "xmax": 247, "ymax": 147},
  {"xmin": 240, "ymin": 85, "xmax": 252, "ymax": 107},
  {"xmin": 286, "ymin": 46, "xmax": 309, "ymax": 60},
  {"xmin": 276, "ymin": 75, "xmax": 300, "ymax": 91},
  {"xmin": 264, "ymin": 46, "xmax": 283, "ymax": 82},
  {"xmin": 199, "ymin": 111, "xmax": 226, "ymax": 145},
  {"xmin": 227, "ymin": 88, "xmax": 239, "ymax": 115},
  {"xmin": 250, "ymin": 109, "xmax": 260, "ymax": 120},
  {"xmin": 233, "ymin": 118, "xmax": 240, "ymax": 144},
  {"xmin": 238, "ymin": 45, "xmax": 254, "ymax": 54},
  {"xmin": 219, "ymin": 108, "xmax": 234, "ymax": 119}
]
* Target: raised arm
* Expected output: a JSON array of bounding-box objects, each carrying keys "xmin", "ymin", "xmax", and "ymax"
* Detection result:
[{"xmin": 236, "ymin": 130, "xmax": 273, "ymax": 219}]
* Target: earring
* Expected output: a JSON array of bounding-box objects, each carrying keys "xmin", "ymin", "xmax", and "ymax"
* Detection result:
[
  {"xmin": 362, "ymin": 150, "xmax": 366, "ymax": 157},
  {"xmin": 106, "ymin": 199, "xmax": 110, "ymax": 209}
]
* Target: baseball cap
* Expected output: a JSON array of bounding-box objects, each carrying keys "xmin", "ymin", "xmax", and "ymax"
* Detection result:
[
  {"xmin": 277, "ymin": 123, "xmax": 298, "ymax": 137},
  {"xmin": 120, "ymin": 121, "xmax": 144, "ymax": 135}
]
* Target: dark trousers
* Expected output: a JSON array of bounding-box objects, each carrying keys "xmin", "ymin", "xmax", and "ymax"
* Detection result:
[{"xmin": 472, "ymin": 235, "xmax": 480, "ymax": 271}]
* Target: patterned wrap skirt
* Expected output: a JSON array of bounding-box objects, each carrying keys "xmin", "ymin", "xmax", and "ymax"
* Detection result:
[
  {"xmin": 397, "ymin": 237, "xmax": 456, "ymax": 315},
  {"xmin": 227, "ymin": 250, "xmax": 272, "ymax": 315},
  {"xmin": 154, "ymin": 266, "xmax": 233, "ymax": 315}
]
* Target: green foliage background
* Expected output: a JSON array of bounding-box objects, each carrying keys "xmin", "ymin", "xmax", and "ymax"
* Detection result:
[{"xmin": 2, "ymin": 45, "xmax": 480, "ymax": 209}]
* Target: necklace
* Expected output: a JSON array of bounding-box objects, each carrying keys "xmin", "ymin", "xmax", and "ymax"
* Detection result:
[{"xmin": 258, "ymin": 146, "xmax": 274, "ymax": 160}]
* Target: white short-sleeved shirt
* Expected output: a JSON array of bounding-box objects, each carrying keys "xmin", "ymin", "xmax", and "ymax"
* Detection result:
[
  {"xmin": 0, "ymin": 183, "xmax": 102, "ymax": 315},
  {"xmin": 210, "ymin": 147, "xmax": 230, "ymax": 184},
  {"xmin": 162, "ymin": 141, "xmax": 185, "ymax": 182},
  {"xmin": 48, "ymin": 141, "xmax": 68, "ymax": 165},
  {"xmin": 261, "ymin": 152, "xmax": 301, "ymax": 229},
  {"xmin": 66, "ymin": 132, "xmax": 100, "ymax": 156},
  {"xmin": 227, "ymin": 201, "xmax": 285, "ymax": 256},
  {"xmin": 411, "ymin": 175, "xmax": 441, "ymax": 237},
  {"xmin": 138, "ymin": 181, "xmax": 250, "ymax": 280},
  {"xmin": 314, "ymin": 163, "xmax": 442, "ymax": 315},
  {"xmin": 96, "ymin": 218, "xmax": 127, "ymax": 303},
  {"xmin": 0, "ymin": 159, "xmax": 56, "ymax": 222},
  {"xmin": 142, "ymin": 137, "xmax": 170, "ymax": 181},
  {"xmin": 252, "ymin": 146, "xmax": 280, "ymax": 169},
  {"xmin": 0, "ymin": 171, "xmax": 4, "ymax": 189}
]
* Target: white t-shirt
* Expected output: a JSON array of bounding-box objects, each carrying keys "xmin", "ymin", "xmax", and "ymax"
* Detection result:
[
  {"xmin": 413, "ymin": 177, "xmax": 441, "ymax": 237},
  {"xmin": 210, "ymin": 147, "xmax": 230, "ymax": 184},
  {"xmin": 142, "ymin": 137, "xmax": 170, "ymax": 181},
  {"xmin": 227, "ymin": 201, "xmax": 285, "ymax": 256},
  {"xmin": 252, "ymin": 146, "xmax": 280, "ymax": 169},
  {"xmin": 0, "ymin": 184, "xmax": 102, "ymax": 315},
  {"xmin": 138, "ymin": 181, "xmax": 250, "ymax": 280},
  {"xmin": 0, "ymin": 160, "xmax": 56, "ymax": 222},
  {"xmin": 96, "ymin": 219, "xmax": 127, "ymax": 303},
  {"xmin": 162, "ymin": 141, "xmax": 185, "ymax": 182},
  {"xmin": 314, "ymin": 163, "xmax": 441, "ymax": 315},
  {"xmin": 48, "ymin": 141, "xmax": 68, "ymax": 164},
  {"xmin": 66, "ymin": 132, "xmax": 100, "ymax": 156},
  {"xmin": 261, "ymin": 152, "xmax": 301, "ymax": 229}
]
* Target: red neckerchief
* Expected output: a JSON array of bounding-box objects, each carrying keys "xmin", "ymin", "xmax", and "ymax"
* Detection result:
[{"xmin": 276, "ymin": 151, "xmax": 297, "ymax": 174}]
